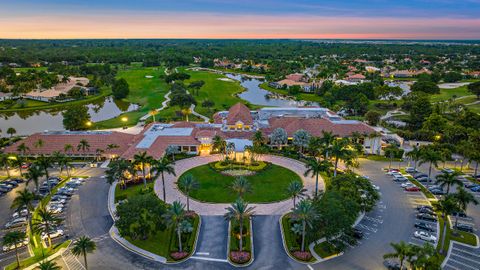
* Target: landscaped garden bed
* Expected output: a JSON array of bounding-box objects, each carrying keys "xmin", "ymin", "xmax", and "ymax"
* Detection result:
[
  {"xmin": 178, "ymin": 162, "xmax": 301, "ymax": 203},
  {"xmin": 313, "ymin": 241, "xmax": 340, "ymax": 259},
  {"xmin": 280, "ymin": 214, "xmax": 315, "ymax": 262},
  {"xmin": 228, "ymin": 218, "xmax": 253, "ymax": 265}
]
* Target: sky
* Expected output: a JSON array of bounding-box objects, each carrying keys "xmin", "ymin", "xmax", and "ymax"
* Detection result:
[{"xmin": 1, "ymin": 0, "xmax": 480, "ymax": 39}]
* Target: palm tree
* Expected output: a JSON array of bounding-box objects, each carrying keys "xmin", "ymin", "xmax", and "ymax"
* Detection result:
[
  {"xmin": 330, "ymin": 138, "xmax": 353, "ymax": 177},
  {"xmin": 418, "ymin": 146, "xmax": 443, "ymax": 181},
  {"xmin": 230, "ymin": 177, "xmax": 252, "ymax": 198},
  {"xmin": 38, "ymin": 260, "xmax": 61, "ymax": 270},
  {"xmin": 304, "ymin": 157, "xmax": 331, "ymax": 196},
  {"xmin": 149, "ymin": 109, "xmax": 158, "ymax": 122},
  {"xmin": 177, "ymin": 174, "xmax": 199, "ymax": 211},
  {"xmin": 77, "ymin": 139, "xmax": 90, "ymax": 158},
  {"xmin": 212, "ymin": 135, "xmax": 227, "ymax": 158},
  {"xmin": 11, "ymin": 155, "xmax": 25, "ymax": 177},
  {"xmin": 36, "ymin": 155, "xmax": 53, "ymax": 193},
  {"xmin": 63, "ymin": 143, "xmax": 73, "ymax": 155},
  {"xmin": 383, "ymin": 241, "xmax": 411, "ymax": 270},
  {"xmin": 286, "ymin": 180, "xmax": 307, "ymax": 208},
  {"xmin": 434, "ymin": 195, "xmax": 460, "ymax": 254},
  {"xmin": 33, "ymin": 205, "xmax": 62, "ymax": 247},
  {"xmin": 106, "ymin": 143, "xmax": 119, "ymax": 154},
  {"xmin": 11, "ymin": 189, "xmax": 36, "ymax": 230},
  {"xmin": 58, "ymin": 156, "xmax": 73, "ymax": 177},
  {"xmin": 320, "ymin": 131, "xmax": 336, "ymax": 159},
  {"xmin": 291, "ymin": 199, "xmax": 317, "ymax": 252},
  {"xmin": 453, "ymin": 187, "xmax": 478, "ymax": 227},
  {"xmin": 3, "ymin": 231, "xmax": 27, "ymax": 269},
  {"xmin": 72, "ymin": 236, "xmax": 96, "ymax": 270},
  {"xmin": 224, "ymin": 198, "xmax": 255, "ymax": 252},
  {"xmin": 105, "ymin": 158, "xmax": 133, "ymax": 189},
  {"xmin": 435, "ymin": 171, "xmax": 463, "ymax": 194},
  {"xmin": 16, "ymin": 143, "xmax": 30, "ymax": 156},
  {"xmin": 181, "ymin": 107, "xmax": 192, "ymax": 122},
  {"xmin": 34, "ymin": 139, "xmax": 44, "ymax": 149},
  {"xmin": 25, "ymin": 164, "xmax": 45, "ymax": 193},
  {"xmin": 0, "ymin": 154, "xmax": 12, "ymax": 178},
  {"xmin": 152, "ymin": 157, "xmax": 176, "ymax": 201},
  {"xmin": 406, "ymin": 146, "xmax": 422, "ymax": 171},
  {"xmin": 133, "ymin": 151, "xmax": 154, "ymax": 188},
  {"xmin": 163, "ymin": 201, "xmax": 187, "ymax": 252},
  {"xmin": 252, "ymin": 131, "xmax": 265, "ymax": 147}
]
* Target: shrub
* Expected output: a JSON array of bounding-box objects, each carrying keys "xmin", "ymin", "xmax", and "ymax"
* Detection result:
[
  {"xmin": 230, "ymin": 251, "xmax": 251, "ymax": 264},
  {"xmin": 292, "ymin": 251, "xmax": 312, "ymax": 261}
]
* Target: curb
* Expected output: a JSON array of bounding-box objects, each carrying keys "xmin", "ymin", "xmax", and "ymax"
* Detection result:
[{"xmin": 226, "ymin": 218, "xmax": 255, "ymax": 267}]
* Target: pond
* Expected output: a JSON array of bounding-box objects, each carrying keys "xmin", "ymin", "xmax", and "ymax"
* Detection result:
[
  {"xmin": 226, "ymin": 74, "xmax": 319, "ymax": 107},
  {"xmin": 0, "ymin": 97, "xmax": 139, "ymax": 135}
]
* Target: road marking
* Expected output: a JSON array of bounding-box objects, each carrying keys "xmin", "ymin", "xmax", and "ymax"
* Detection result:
[
  {"xmin": 450, "ymin": 253, "xmax": 480, "ymax": 265},
  {"xmin": 357, "ymin": 224, "xmax": 377, "ymax": 233},
  {"xmin": 190, "ymin": 256, "xmax": 228, "ymax": 262},
  {"xmin": 452, "ymin": 248, "xmax": 480, "ymax": 258},
  {"xmin": 448, "ymin": 258, "xmax": 479, "ymax": 270},
  {"xmin": 363, "ymin": 216, "xmax": 383, "ymax": 224},
  {"xmin": 195, "ymin": 252, "xmax": 210, "ymax": 256},
  {"xmin": 307, "ymin": 264, "xmax": 314, "ymax": 270}
]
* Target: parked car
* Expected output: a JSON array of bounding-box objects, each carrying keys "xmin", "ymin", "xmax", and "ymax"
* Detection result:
[
  {"xmin": 430, "ymin": 189, "xmax": 446, "ymax": 195},
  {"xmin": 10, "ymin": 178, "xmax": 24, "ymax": 184},
  {"xmin": 21, "ymin": 163, "xmax": 30, "ymax": 169},
  {"xmin": 352, "ymin": 228, "xmax": 364, "ymax": 239},
  {"xmin": 394, "ymin": 176, "xmax": 408, "ymax": 182},
  {"xmin": 3, "ymin": 237, "xmax": 28, "ymax": 252},
  {"xmin": 414, "ymin": 173, "xmax": 428, "ymax": 179},
  {"xmin": 405, "ymin": 186, "xmax": 421, "ymax": 192},
  {"xmin": 464, "ymin": 183, "xmax": 479, "ymax": 189},
  {"xmin": 471, "ymin": 186, "xmax": 480, "ymax": 192},
  {"xmin": 415, "ymin": 222, "xmax": 435, "ymax": 232},
  {"xmin": 4, "ymin": 181, "xmax": 18, "ymax": 187},
  {"xmin": 417, "ymin": 214, "xmax": 437, "ymax": 222},
  {"xmin": 386, "ymin": 169, "xmax": 400, "ymax": 175},
  {"xmin": 441, "ymin": 168, "xmax": 454, "ymax": 174},
  {"xmin": 417, "ymin": 208, "xmax": 434, "ymax": 215},
  {"xmin": 52, "ymin": 195, "xmax": 69, "ymax": 201},
  {"xmin": 417, "ymin": 205, "xmax": 434, "ymax": 211},
  {"xmin": 383, "ymin": 260, "xmax": 402, "ymax": 270},
  {"xmin": 401, "ymin": 182, "xmax": 415, "ymax": 188},
  {"xmin": 0, "ymin": 186, "xmax": 11, "ymax": 193},
  {"xmin": 41, "ymin": 228, "xmax": 64, "ymax": 240},
  {"xmin": 414, "ymin": 231, "xmax": 437, "ymax": 243},
  {"xmin": 405, "ymin": 167, "xmax": 417, "ymax": 173},
  {"xmin": 5, "ymin": 217, "xmax": 27, "ymax": 229},
  {"xmin": 454, "ymin": 224, "xmax": 474, "ymax": 233},
  {"xmin": 451, "ymin": 212, "xmax": 467, "ymax": 218},
  {"xmin": 0, "ymin": 184, "xmax": 13, "ymax": 191},
  {"xmin": 12, "ymin": 208, "xmax": 29, "ymax": 219}
]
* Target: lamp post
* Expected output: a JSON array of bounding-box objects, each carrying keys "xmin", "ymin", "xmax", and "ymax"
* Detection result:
[
  {"xmin": 121, "ymin": 116, "xmax": 128, "ymax": 129},
  {"xmin": 86, "ymin": 121, "xmax": 92, "ymax": 129}
]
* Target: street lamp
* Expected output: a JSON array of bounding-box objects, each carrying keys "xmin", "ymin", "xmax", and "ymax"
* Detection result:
[
  {"xmin": 121, "ymin": 116, "xmax": 128, "ymax": 129},
  {"xmin": 86, "ymin": 121, "xmax": 92, "ymax": 128}
]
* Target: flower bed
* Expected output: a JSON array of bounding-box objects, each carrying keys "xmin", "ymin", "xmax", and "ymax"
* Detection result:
[
  {"xmin": 221, "ymin": 169, "xmax": 257, "ymax": 177},
  {"xmin": 211, "ymin": 160, "xmax": 268, "ymax": 172}
]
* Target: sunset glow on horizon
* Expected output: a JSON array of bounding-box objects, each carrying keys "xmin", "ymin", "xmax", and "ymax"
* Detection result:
[{"xmin": 1, "ymin": 0, "xmax": 480, "ymax": 39}]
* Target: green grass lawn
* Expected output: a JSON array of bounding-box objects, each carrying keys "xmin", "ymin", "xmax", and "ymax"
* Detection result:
[
  {"xmin": 178, "ymin": 163, "xmax": 300, "ymax": 203},
  {"xmin": 313, "ymin": 241, "xmax": 339, "ymax": 258},
  {"xmin": 114, "ymin": 181, "xmax": 154, "ymax": 202},
  {"xmin": 430, "ymin": 86, "xmax": 472, "ymax": 102},
  {"xmin": 229, "ymin": 219, "xmax": 252, "ymax": 253}
]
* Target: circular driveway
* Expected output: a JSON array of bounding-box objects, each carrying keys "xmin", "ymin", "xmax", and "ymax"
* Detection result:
[{"xmin": 153, "ymin": 155, "xmax": 323, "ymax": 215}]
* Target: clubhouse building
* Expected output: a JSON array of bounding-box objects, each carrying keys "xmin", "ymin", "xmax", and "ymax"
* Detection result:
[{"xmin": 5, "ymin": 103, "xmax": 382, "ymax": 159}]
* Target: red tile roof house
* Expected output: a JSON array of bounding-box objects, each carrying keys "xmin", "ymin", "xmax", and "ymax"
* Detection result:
[
  {"xmin": 5, "ymin": 103, "xmax": 382, "ymax": 159},
  {"xmin": 346, "ymin": 74, "xmax": 366, "ymax": 82}
]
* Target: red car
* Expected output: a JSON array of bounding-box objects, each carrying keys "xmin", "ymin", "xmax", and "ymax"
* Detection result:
[
  {"xmin": 21, "ymin": 163, "xmax": 30, "ymax": 169},
  {"xmin": 405, "ymin": 186, "xmax": 420, "ymax": 192}
]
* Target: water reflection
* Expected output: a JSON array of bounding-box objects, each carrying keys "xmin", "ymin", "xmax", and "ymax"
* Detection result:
[
  {"xmin": 227, "ymin": 74, "xmax": 319, "ymax": 107},
  {"xmin": 0, "ymin": 96, "xmax": 138, "ymax": 135}
]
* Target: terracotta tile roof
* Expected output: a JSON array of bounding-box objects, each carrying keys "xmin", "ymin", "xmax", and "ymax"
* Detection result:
[
  {"xmin": 227, "ymin": 103, "xmax": 253, "ymax": 125},
  {"xmin": 121, "ymin": 135, "xmax": 200, "ymax": 160},
  {"xmin": 263, "ymin": 117, "xmax": 376, "ymax": 138},
  {"xmin": 4, "ymin": 131, "xmax": 135, "ymax": 156},
  {"xmin": 213, "ymin": 112, "xmax": 223, "ymax": 124}
]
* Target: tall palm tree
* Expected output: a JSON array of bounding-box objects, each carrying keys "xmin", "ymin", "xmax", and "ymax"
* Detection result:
[
  {"xmin": 0, "ymin": 154, "xmax": 12, "ymax": 178},
  {"xmin": 58, "ymin": 155, "xmax": 73, "ymax": 177},
  {"xmin": 16, "ymin": 143, "xmax": 30, "ymax": 156},
  {"xmin": 224, "ymin": 198, "xmax": 255, "ymax": 252},
  {"xmin": 435, "ymin": 171, "xmax": 463, "ymax": 194},
  {"xmin": 63, "ymin": 144, "xmax": 73, "ymax": 155},
  {"xmin": 106, "ymin": 158, "xmax": 133, "ymax": 189},
  {"xmin": 152, "ymin": 157, "xmax": 176, "ymax": 201},
  {"xmin": 11, "ymin": 189, "xmax": 36, "ymax": 230},
  {"xmin": 25, "ymin": 164, "xmax": 45, "ymax": 193},
  {"xmin": 181, "ymin": 107, "xmax": 192, "ymax": 122},
  {"xmin": 230, "ymin": 177, "xmax": 252, "ymax": 198},
  {"xmin": 36, "ymin": 155, "xmax": 53, "ymax": 193},
  {"xmin": 453, "ymin": 187, "xmax": 478, "ymax": 227},
  {"xmin": 252, "ymin": 131, "xmax": 265, "ymax": 147},
  {"xmin": 330, "ymin": 138, "xmax": 353, "ymax": 177},
  {"xmin": 434, "ymin": 195, "xmax": 460, "ymax": 254},
  {"xmin": 11, "ymin": 155, "xmax": 25, "ymax": 177},
  {"xmin": 291, "ymin": 199, "xmax": 317, "ymax": 252},
  {"xmin": 163, "ymin": 201, "xmax": 187, "ymax": 252},
  {"xmin": 33, "ymin": 205, "xmax": 62, "ymax": 247},
  {"xmin": 406, "ymin": 146, "xmax": 422, "ymax": 171},
  {"xmin": 212, "ymin": 135, "xmax": 227, "ymax": 158},
  {"xmin": 72, "ymin": 236, "xmax": 96, "ymax": 270},
  {"xmin": 177, "ymin": 174, "xmax": 199, "ymax": 211},
  {"xmin": 77, "ymin": 139, "xmax": 90, "ymax": 158},
  {"xmin": 304, "ymin": 157, "xmax": 332, "ymax": 196},
  {"xmin": 286, "ymin": 180, "xmax": 307, "ymax": 208},
  {"xmin": 418, "ymin": 147, "xmax": 443, "ymax": 181},
  {"xmin": 133, "ymin": 151, "xmax": 154, "ymax": 188},
  {"xmin": 38, "ymin": 260, "xmax": 61, "ymax": 270},
  {"xmin": 383, "ymin": 241, "xmax": 412, "ymax": 270},
  {"xmin": 320, "ymin": 131, "xmax": 336, "ymax": 159},
  {"xmin": 3, "ymin": 231, "xmax": 27, "ymax": 269}
]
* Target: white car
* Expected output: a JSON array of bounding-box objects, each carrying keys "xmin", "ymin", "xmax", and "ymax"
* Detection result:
[
  {"xmin": 372, "ymin": 185, "xmax": 380, "ymax": 190},
  {"xmin": 12, "ymin": 209, "xmax": 29, "ymax": 219},
  {"xmin": 2, "ymin": 238, "xmax": 28, "ymax": 252},
  {"xmin": 401, "ymin": 182, "xmax": 415, "ymax": 188},
  {"xmin": 41, "ymin": 229, "xmax": 64, "ymax": 240},
  {"xmin": 414, "ymin": 231, "xmax": 437, "ymax": 243},
  {"xmin": 5, "ymin": 217, "xmax": 27, "ymax": 229}
]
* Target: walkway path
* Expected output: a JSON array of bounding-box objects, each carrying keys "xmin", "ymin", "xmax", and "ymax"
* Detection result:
[
  {"xmin": 139, "ymin": 91, "xmax": 171, "ymax": 121},
  {"xmin": 153, "ymin": 155, "xmax": 323, "ymax": 215},
  {"xmin": 189, "ymin": 103, "xmax": 210, "ymax": 122}
]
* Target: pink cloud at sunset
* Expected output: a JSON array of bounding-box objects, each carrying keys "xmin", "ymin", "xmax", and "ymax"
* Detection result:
[{"xmin": 1, "ymin": 13, "xmax": 480, "ymax": 39}]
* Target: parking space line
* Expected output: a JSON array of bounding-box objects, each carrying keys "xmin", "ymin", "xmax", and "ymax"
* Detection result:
[
  {"xmin": 450, "ymin": 254, "xmax": 480, "ymax": 266},
  {"xmin": 452, "ymin": 248, "xmax": 480, "ymax": 258},
  {"xmin": 448, "ymin": 258, "xmax": 479, "ymax": 270}
]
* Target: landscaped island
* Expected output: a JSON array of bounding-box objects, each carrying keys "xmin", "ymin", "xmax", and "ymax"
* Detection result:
[{"xmin": 178, "ymin": 161, "xmax": 301, "ymax": 203}]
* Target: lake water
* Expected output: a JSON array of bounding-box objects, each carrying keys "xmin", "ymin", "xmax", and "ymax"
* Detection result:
[
  {"xmin": 0, "ymin": 97, "xmax": 139, "ymax": 136},
  {"xmin": 227, "ymin": 74, "xmax": 319, "ymax": 107}
]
